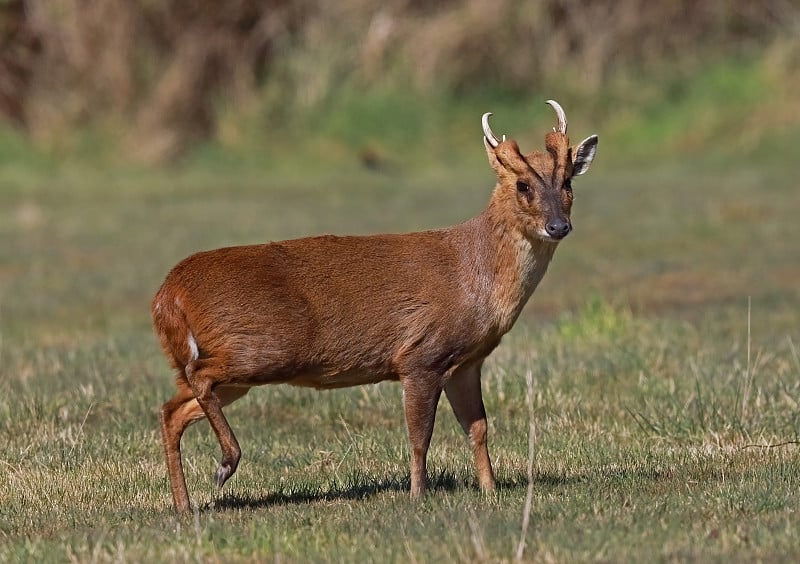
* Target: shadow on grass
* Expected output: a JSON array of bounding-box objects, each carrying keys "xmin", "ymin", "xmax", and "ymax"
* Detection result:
[
  {"xmin": 212, "ymin": 477, "xmax": 409, "ymax": 511},
  {"xmin": 211, "ymin": 472, "xmax": 464, "ymax": 511},
  {"xmin": 208, "ymin": 464, "xmax": 688, "ymax": 511},
  {"xmin": 212, "ymin": 471, "xmax": 573, "ymax": 511},
  {"xmin": 210, "ymin": 470, "xmax": 596, "ymax": 511}
]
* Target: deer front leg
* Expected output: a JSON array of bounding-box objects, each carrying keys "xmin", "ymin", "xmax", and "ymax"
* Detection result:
[
  {"xmin": 402, "ymin": 375, "xmax": 442, "ymax": 498},
  {"xmin": 444, "ymin": 362, "xmax": 496, "ymax": 492}
]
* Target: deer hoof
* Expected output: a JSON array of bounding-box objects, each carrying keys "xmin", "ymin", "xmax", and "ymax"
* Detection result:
[{"xmin": 214, "ymin": 462, "xmax": 234, "ymax": 489}]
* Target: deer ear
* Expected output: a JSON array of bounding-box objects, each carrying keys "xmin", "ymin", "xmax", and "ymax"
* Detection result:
[
  {"xmin": 485, "ymin": 137, "xmax": 525, "ymax": 180},
  {"xmin": 484, "ymin": 137, "xmax": 506, "ymax": 177},
  {"xmin": 572, "ymin": 134, "xmax": 598, "ymax": 176}
]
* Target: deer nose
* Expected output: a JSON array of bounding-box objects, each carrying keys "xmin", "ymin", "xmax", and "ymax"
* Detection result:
[{"xmin": 545, "ymin": 219, "xmax": 571, "ymax": 239}]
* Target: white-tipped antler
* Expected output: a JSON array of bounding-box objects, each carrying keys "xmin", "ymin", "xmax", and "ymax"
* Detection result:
[
  {"xmin": 482, "ymin": 112, "xmax": 505, "ymax": 148},
  {"xmin": 545, "ymin": 100, "xmax": 568, "ymax": 134}
]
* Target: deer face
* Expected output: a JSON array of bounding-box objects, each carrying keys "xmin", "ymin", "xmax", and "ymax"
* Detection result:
[{"xmin": 483, "ymin": 102, "xmax": 598, "ymax": 242}]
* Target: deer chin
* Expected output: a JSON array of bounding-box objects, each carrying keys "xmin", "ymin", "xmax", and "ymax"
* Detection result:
[{"xmin": 531, "ymin": 228, "xmax": 564, "ymax": 244}]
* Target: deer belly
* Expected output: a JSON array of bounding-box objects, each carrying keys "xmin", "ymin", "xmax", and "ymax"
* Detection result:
[{"xmin": 287, "ymin": 368, "xmax": 398, "ymax": 390}]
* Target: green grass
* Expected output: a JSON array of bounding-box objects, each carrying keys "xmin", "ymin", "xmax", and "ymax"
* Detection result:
[{"xmin": 1, "ymin": 132, "xmax": 799, "ymax": 562}]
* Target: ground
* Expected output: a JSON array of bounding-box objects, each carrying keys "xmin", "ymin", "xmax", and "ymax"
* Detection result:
[{"xmin": 1, "ymin": 150, "xmax": 798, "ymax": 561}]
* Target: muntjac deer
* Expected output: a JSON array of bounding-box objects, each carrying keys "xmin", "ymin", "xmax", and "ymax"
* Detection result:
[{"xmin": 152, "ymin": 100, "xmax": 598, "ymax": 512}]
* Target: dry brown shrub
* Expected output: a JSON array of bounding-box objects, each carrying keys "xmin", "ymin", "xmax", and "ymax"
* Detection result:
[{"xmin": 0, "ymin": 0, "xmax": 794, "ymax": 161}]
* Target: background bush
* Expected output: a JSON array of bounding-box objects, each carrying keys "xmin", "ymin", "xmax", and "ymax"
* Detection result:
[{"xmin": 1, "ymin": 0, "xmax": 798, "ymax": 162}]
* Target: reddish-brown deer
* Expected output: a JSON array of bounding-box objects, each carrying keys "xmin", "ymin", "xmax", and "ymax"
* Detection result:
[{"xmin": 152, "ymin": 100, "xmax": 598, "ymax": 512}]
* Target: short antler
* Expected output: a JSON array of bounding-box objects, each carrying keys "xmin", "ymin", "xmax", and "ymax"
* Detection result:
[
  {"xmin": 482, "ymin": 112, "xmax": 505, "ymax": 148},
  {"xmin": 545, "ymin": 100, "xmax": 568, "ymax": 134}
]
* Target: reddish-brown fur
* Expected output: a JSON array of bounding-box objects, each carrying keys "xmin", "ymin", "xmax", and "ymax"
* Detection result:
[{"xmin": 152, "ymin": 101, "xmax": 598, "ymax": 512}]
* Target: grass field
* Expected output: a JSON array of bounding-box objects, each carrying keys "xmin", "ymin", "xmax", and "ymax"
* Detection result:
[{"xmin": 1, "ymin": 130, "xmax": 799, "ymax": 562}]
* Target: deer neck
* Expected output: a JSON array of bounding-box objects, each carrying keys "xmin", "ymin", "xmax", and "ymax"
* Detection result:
[{"xmin": 461, "ymin": 198, "xmax": 558, "ymax": 333}]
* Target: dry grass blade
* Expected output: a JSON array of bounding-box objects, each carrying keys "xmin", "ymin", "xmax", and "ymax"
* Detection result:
[{"xmin": 516, "ymin": 368, "xmax": 537, "ymax": 562}]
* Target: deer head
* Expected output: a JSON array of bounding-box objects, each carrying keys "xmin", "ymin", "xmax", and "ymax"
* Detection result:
[{"xmin": 482, "ymin": 100, "xmax": 598, "ymax": 242}]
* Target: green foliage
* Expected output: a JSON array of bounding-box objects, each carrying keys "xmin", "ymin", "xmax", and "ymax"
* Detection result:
[
  {"xmin": 604, "ymin": 57, "xmax": 771, "ymax": 159},
  {"xmin": 172, "ymin": 46, "xmax": 800, "ymax": 174},
  {"xmin": 556, "ymin": 296, "xmax": 634, "ymax": 341},
  {"xmin": 0, "ymin": 128, "xmax": 56, "ymax": 175}
]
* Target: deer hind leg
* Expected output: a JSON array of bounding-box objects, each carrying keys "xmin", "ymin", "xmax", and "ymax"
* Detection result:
[
  {"xmin": 184, "ymin": 358, "xmax": 250, "ymax": 491},
  {"xmin": 444, "ymin": 362, "xmax": 496, "ymax": 492},
  {"xmin": 161, "ymin": 375, "xmax": 250, "ymax": 512},
  {"xmin": 401, "ymin": 375, "xmax": 443, "ymax": 498},
  {"xmin": 160, "ymin": 378, "xmax": 205, "ymax": 512}
]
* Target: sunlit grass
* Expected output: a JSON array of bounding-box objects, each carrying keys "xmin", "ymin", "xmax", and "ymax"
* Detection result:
[
  {"xmin": 2, "ymin": 310, "xmax": 798, "ymax": 561},
  {"xmin": 1, "ymin": 140, "xmax": 798, "ymax": 561}
]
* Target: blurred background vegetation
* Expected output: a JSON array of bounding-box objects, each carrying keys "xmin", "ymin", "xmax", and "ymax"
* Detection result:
[{"xmin": 1, "ymin": 0, "xmax": 798, "ymax": 168}]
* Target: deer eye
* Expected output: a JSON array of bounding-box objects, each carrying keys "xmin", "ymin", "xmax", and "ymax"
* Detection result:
[{"xmin": 516, "ymin": 181, "xmax": 531, "ymax": 194}]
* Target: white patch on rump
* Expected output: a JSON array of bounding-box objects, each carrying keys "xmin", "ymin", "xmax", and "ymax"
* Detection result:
[{"xmin": 187, "ymin": 332, "xmax": 199, "ymax": 362}]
